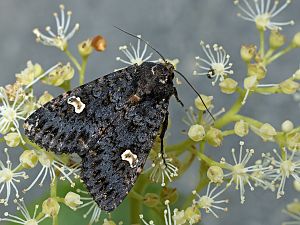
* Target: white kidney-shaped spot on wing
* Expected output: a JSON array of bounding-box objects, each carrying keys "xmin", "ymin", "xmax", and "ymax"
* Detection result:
[
  {"xmin": 67, "ymin": 96, "xmax": 86, "ymax": 114},
  {"xmin": 121, "ymin": 149, "xmax": 138, "ymax": 168}
]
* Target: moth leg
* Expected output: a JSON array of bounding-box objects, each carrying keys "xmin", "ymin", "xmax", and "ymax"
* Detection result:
[
  {"xmin": 173, "ymin": 87, "xmax": 184, "ymax": 107},
  {"xmin": 160, "ymin": 111, "xmax": 169, "ymax": 166}
]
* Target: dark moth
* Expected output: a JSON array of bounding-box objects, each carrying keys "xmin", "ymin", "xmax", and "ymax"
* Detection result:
[{"xmin": 24, "ymin": 61, "xmax": 180, "ymax": 212}]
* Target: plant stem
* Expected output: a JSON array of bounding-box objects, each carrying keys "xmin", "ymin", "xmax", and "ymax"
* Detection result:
[
  {"xmin": 79, "ymin": 57, "xmax": 88, "ymax": 85},
  {"xmin": 259, "ymin": 30, "xmax": 265, "ymax": 56},
  {"xmin": 266, "ymin": 44, "xmax": 294, "ymax": 65},
  {"xmin": 65, "ymin": 50, "xmax": 81, "ymax": 71},
  {"xmin": 51, "ymin": 178, "xmax": 58, "ymax": 225}
]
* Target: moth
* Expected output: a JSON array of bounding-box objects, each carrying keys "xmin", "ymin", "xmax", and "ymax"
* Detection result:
[{"xmin": 24, "ymin": 29, "xmax": 212, "ymax": 212}]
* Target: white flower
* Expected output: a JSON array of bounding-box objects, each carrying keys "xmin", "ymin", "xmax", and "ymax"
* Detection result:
[
  {"xmin": 193, "ymin": 41, "xmax": 233, "ymax": 86},
  {"xmin": 263, "ymin": 148, "xmax": 300, "ymax": 199},
  {"xmin": 222, "ymin": 141, "xmax": 270, "ymax": 203},
  {"xmin": 0, "ymin": 148, "xmax": 28, "ymax": 205},
  {"xmin": 33, "ymin": 4, "xmax": 79, "ymax": 51},
  {"xmin": 234, "ymin": 0, "xmax": 294, "ymax": 30},
  {"xmin": 116, "ymin": 35, "xmax": 155, "ymax": 67},
  {"xmin": 0, "ymin": 198, "xmax": 47, "ymax": 225},
  {"xmin": 192, "ymin": 183, "xmax": 228, "ymax": 218},
  {"xmin": 149, "ymin": 153, "xmax": 178, "ymax": 187},
  {"xmin": 23, "ymin": 151, "xmax": 79, "ymax": 192},
  {"xmin": 76, "ymin": 189, "xmax": 102, "ymax": 225}
]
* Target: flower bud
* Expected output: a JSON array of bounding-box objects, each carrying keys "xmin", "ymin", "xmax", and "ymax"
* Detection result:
[
  {"xmin": 287, "ymin": 132, "xmax": 300, "ymax": 151},
  {"xmin": 188, "ymin": 125, "xmax": 205, "ymax": 142},
  {"xmin": 19, "ymin": 150, "xmax": 38, "ymax": 169},
  {"xmin": 160, "ymin": 187, "xmax": 178, "ymax": 203},
  {"xmin": 185, "ymin": 206, "xmax": 201, "ymax": 224},
  {"xmin": 38, "ymin": 91, "xmax": 54, "ymax": 105},
  {"xmin": 23, "ymin": 99, "xmax": 37, "ymax": 116},
  {"xmin": 269, "ymin": 30, "xmax": 286, "ymax": 49},
  {"xmin": 292, "ymin": 32, "xmax": 300, "ymax": 48},
  {"xmin": 78, "ymin": 39, "xmax": 93, "ymax": 57},
  {"xmin": 64, "ymin": 192, "xmax": 82, "ymax": 210},
  {"xmin": 293, "ymin": 69, "xmax": 300, "ymax": 80},
  {"xmin": 91, "ymin": 35, "xmax": 107, "ymax": 52},
  {"xmin": 247, "ymin": 64, "xmax": 266, "ymax": 80},
  {"xmin": 172, "ymin": 209, "xmax": 186, "ymax": 225},
  {"xmin": 4, "ymin": 132, "xmax": 20, "ymax": 147},
  {"xmin": 16, "ymin": 61, "xmax": 43, "ymax": 86},
  {"xmin": 143, "ymin": 193, "xmax": 160, "ymax": 208},
  {"xmin": 42, "ymin": 198, "xmax": 60, "ymax": 217},
  {"xmin": 234, "ymin": 120, "xmax": 249, "ymax": 137},
  {"xmin": 207, "ymin": 166, "xmax": 224, "ymax": 184},
  {"xmin": 103, "ymin": 219, "xmax": 117, "ymax": 225},
  {"xmin": 195, "ymin": 95, "xmax": 213, "ymax": 111},
  {"xmin": 286, "ymin": 200, "xmax": 300, "ymax": 215},
  {"xmin": 281, "ymin": 120, "xmax": 294, "ymax": 133},
  {"xmin": 219, "ymin": 78, "xmax": 238, "ymax": 94},
  {"xmin": 240, "ymin": 44, "xmax": 256, "ymax": 62},
  {"xmin": 258, "ymin": 123, "xmax": 277, "ymax": 141},
  {"xmin": 294, "ymin": 180, "xmax": 300, "ymax": 192},
  {"xmin": 279, "ymin": 79, "xmax": 299, "ymax": 94},
  {"xmin": 206, "ymin": 127, "xmax": 223, "ymax": 147},
  {"xmin": 244, "ymin": 75, "xmax": 257, "ymax": 90},
  {"xmin": 42, "ymin": 63, "xmax": 74, "ymax": 86}
]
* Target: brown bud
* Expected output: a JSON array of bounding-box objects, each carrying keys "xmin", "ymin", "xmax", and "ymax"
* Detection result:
[{"xmin": 92, "ymin": 35, "xmax": 107, "ymax": 52}]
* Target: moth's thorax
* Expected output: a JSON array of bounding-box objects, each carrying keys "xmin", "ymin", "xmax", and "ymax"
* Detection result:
[{"xmin": 135, "ymin": 62, "xmax": 174, "ymax": 101}]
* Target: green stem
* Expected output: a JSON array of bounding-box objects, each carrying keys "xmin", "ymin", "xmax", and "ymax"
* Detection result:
[
  {"xmin": 79, "ymin": 57, "xmax": 88, "ymax": 85},
  {"xmin": 232, "ymin": 114, "xmax": 263, "ymax": 128},
  {"xmin": 59, "ymin": 80, "xmax": 71, "ymax": 92},
  {"xmin": 165, "ymin": 139, "xmax": 194, "ymax": 155},
  {"xmin": 222, "ymin": 130, "xmax": 235, "ymax": 136},
  {"xmin": 51, "ymin": 178, "xmax": 58, "ymax": 225},
  {"xmin": 254, "ymin": 86, "xmax": 281, "ymax": 94},
  {"xmin": 266, "ymin": 44, "xmax": 294, "ymax": 65},
  {"xmin": 259, "ymin": 30, "xmax": 265, "ymax": 56},
  {"xmin": 65, "ymin": 50, "xmax": 81, "ymax": 71}
]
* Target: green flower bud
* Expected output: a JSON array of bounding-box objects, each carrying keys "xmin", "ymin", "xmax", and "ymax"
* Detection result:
[
  {"xmin": 279, "ymin": 79, "xmax": 299, "ymax": 94},
  {"xmin": 281, "ymin": 120, "xmax": 294, "ymax": 133},
  {"xmin": 206, "ymin": 127, "xmax": 223, "ymax": 147},
  {"xmin": 91, "ymin": 35, "xmax": 107, "ymax": 52},
  {"xmin": 103, "ymin": 219, "xmax": 117, "ymax": 225},
  {"xmin": 172, "ymin": 209, "xmax": 186, "ymax": 225},
  {"xmin": 294, "ymin": 180, "xmax": 300, "ymax": 192},
  {"xmin": 293, "ymin": 69, "xmax": 300, "ymax": 80},
  {"xmin": 207, "ymin": 166, "xmax": 224, "ymax": 184},
  {"xmin": 38, "ymin": 91, "xmax": 54, "ymax": 105},
  {"xmin": 64, "ymin": 192, "xmax": 82, "ymax": 210},
  {"xmin": 247, "ymin": 64, "xmax": 266, "ymax": 80},
  {"xmin": 292, "ymin": 32, "xmax": 300, "ymax": 48},
  {"xmin": 4, "ymin": 132, "xmax": 20, "ymax": 147},
  {"xmin": 16, "ymin": 61, "xmax": 43, "ymax": 86},
  {"xmin": 286, "ymin": 200, "xmax": 300, "ymax": 215},
  {"xmin": 188, "ymin": 124, "xmax": 205, "ymax": 142},
  {"xmin": 258, "ymin": 123, "xmax": 277, "ymax": 142},
  {"xmin": 240, "ymin": 44, "xmax": 256, "ymax": 62},
  {"xmin": 244, "ymin": 75, "xmax": 258, "ymax": 90},
  {"xmin": 143, "ymin": 193, "xmax": 160, "ymax": 208},
  {"xmin": 23, "ymin": 99, "xmax": 37, "ymax": 116},
  {"xmin": 19, "ymin": 150, "xmax": 38, "ymax": 169},
  {"xmin": 286, "ymin": 132, "xmax": 300, "ymax": 151},
  {"xmin": 185, "ymin": 206, "xmax": 201, "ymax": 224},
  {"xmin": 42, "ymin": 198, "xmax": 60, "ymax": 217},
  {"xmin": 42, "ymin": 63, "xmax": 74, "ymax": 87},
  {"xmin": 160, "ymin": 187, "xmax": 178, "ymax": 204},
  {"xmin": 269, "ymin": 30, "xmax": 286, "ymax": 49},
  {"xmin": 195, "ymin": 95, "xmax": 213, "ymax": 111},
  {"xmin": 219, "ymin": 78, "xmax": 238, "ymax": 94},
  {"xmin": 78, "ymin": 39, "xmax": 93, "ymax": 57},
  {"xmin": 234, "ymin": 120, "xmax": 249, "ymax": 137}
]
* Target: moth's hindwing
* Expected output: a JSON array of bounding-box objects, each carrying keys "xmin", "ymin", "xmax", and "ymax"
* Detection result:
[{"xmin": 24, "ymin": 62, "xmax": 174, "ymax": 212}]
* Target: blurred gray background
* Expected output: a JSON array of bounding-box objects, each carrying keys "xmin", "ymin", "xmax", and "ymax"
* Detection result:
[{"xmin": 0, "ymin": 0, "xmax": 300, "ymax": 225}]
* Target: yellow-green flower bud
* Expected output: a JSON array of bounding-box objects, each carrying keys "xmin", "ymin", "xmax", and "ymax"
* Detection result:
[
  {"xmin": 286, "ymin": 200, "xmax": 300, "ymax": 215},
  {"xmin": 16, "ymin": 61, "xmax": 43, "ymax": 86},
  {"xmin": 207, "ymin": 166, "xmax": 224, "ymax": 184},
  {"xmin": 91, "ymin": 35, "xmax": 107, "ymax": 52},
  {"xmin": 4, "ymin": 132, "xmax": 20, "ymax": 147},
  {"xmin": 38, "ymin": 91, "xmax": 54, "ymax": 105},
  {"xmin": 160, "ymin": 187, "xmax": 178, "ymax": 204},
  {"xmin": 234, "ymin": 120, "xmax": 249, "ymax": 137},
  {"xmin": 42, "ymin": 198, "xmax": 60, "ymax": 217},
  {"xmin": 258, "ymin": 123, "xmax": 277, "ymax": 141},
  {"xmin": 292, "ymin": 32, "xmax": 300, "ymax": 48},
  {"xmin": 294, "ymin": 180, "xmax": 300, "ymax": 192},
  {"xmin": 287, "ymin": 132, "xmax": 300, "ymax": 151},
  {"xmin": 206, "ymin": 127, "xmax": 223, "ymax": 147},
  {"xmin": 293, "ymin": 69, "xmax": 300, "ymax": 80},
  {"xmin": 279, "ymin": 79, "xmax": 299, "ymax": 94},
  {"xmin": 244, "ymin": 75, "xmax": 258, "ymax": 90},
  {"xmin": 195, "ymin": 95, "xmax": 213, "ymax": 111},
  {"xmin": 219, "ymin": 78, "xmax": 238, "ymax": 94},
  {"xmin": 78, "ymin": 39, "xmax": 93, "ymax": 57},
  {"xmin": 281, "ymin": 120, "xmax": 294, "ymax": 133},
  {"xmin": 188, "ymin": 125, "xmax": 205, "ymax": 142},
  {"xmin": 42, "ymin": 63, "xmax": 74, "ymax": 87},
  {"xmin": 103, "ymin": 219, "xmax": 117, "ymax": 225},
  {"xmin": 143, "ymin": 193, "xmax": 160, "ymax": 208},
  {"xmin": 240, "ymin": 44, "xmax": 256, "ymax": 63},
  {"xmin": 269, "ymin": 31, "xmax": 286, "ymax": 49},
  {"xmin": 64, "ymin": 192, "xmax": 82, "ymax": 210},
  {"xmin": 23, "ymin": 99, "xmax": 37, "ymax": 116},
  {"xmin": 247, "ymin": 64, "xmax": 266, "ymax": 80},
  {"xmin": 185, "ymin": 206, "xmax": 201, "ymax": 224},
  {"xmin": 19, "ymin": 150, "xmax": 38, "ymax": 169},
  {"xmin": 172, "ymin": 209, "xmax": 186, "ymax": 225}
]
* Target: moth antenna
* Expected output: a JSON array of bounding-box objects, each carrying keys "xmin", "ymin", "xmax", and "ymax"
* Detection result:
[
  {"xmin": 113, "ymin": 26, "xmax": 167, "ymax": 63},
  {"xmin": 174, "ymin": 69, "xmax": 215, "ymax": 121}
]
